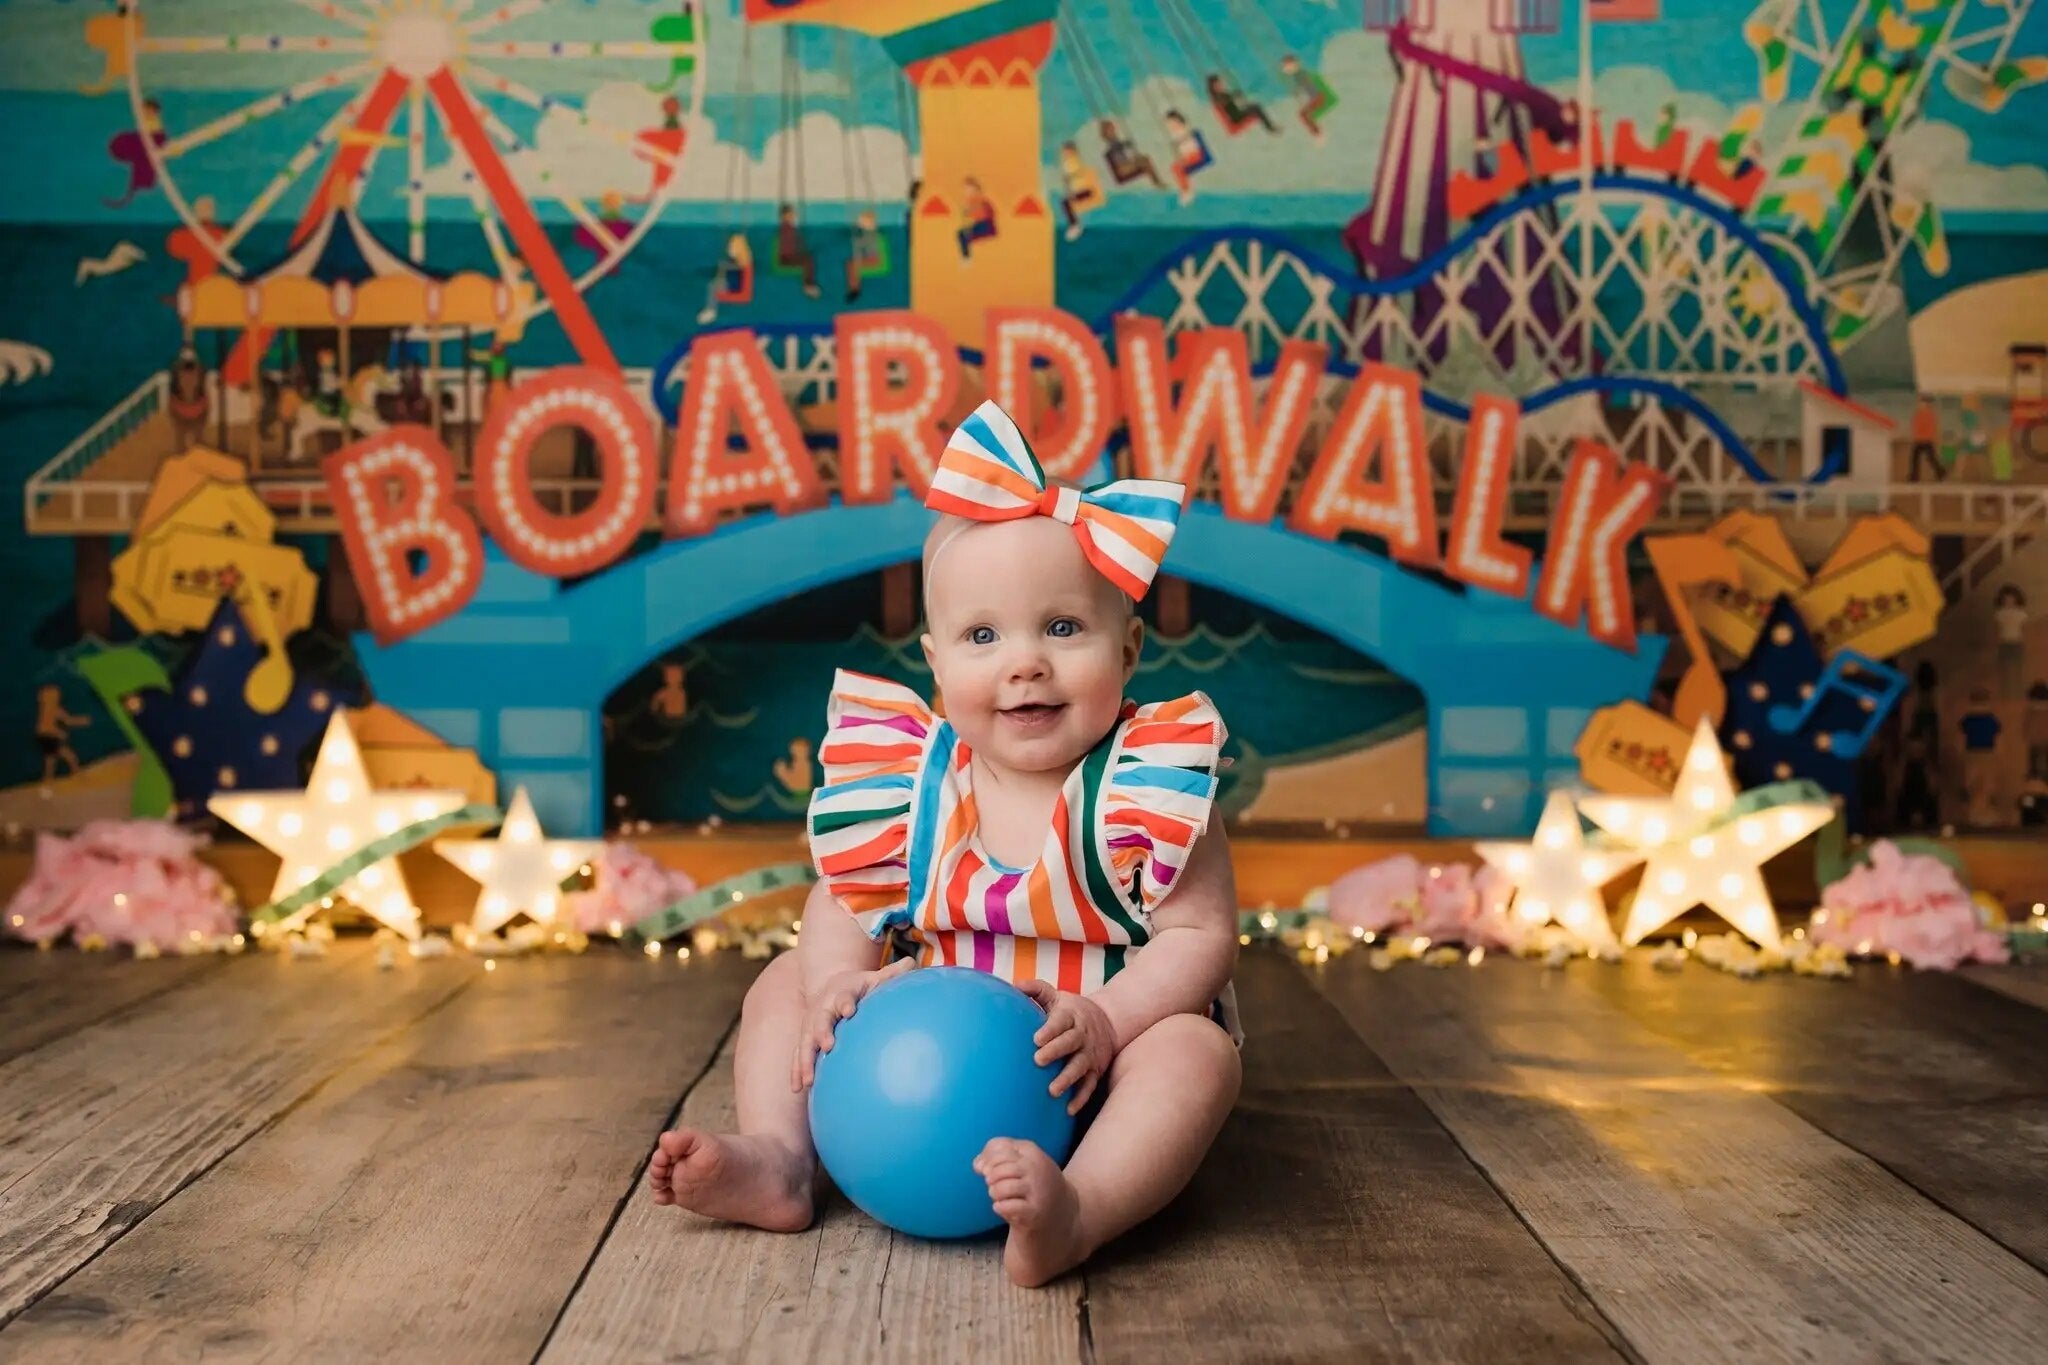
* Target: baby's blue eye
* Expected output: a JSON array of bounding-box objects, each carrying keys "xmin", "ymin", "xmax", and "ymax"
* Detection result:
[
  {"xmin": 1048, "ymin": 618, "xmax": 1081, "ymax": 638},
  {"xmin": 968, "ymin": 625, "xmax": 997, "ymax": 645}
]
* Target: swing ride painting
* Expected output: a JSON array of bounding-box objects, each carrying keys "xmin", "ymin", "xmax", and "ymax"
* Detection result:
[{"xmin": 4, "ymin": 0, "xmax": 2048, "ymax": 839}]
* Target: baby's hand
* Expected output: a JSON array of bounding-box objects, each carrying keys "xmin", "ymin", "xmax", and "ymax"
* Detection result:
[
  {"xmin": 1018, "ymin": 980, "xmax": 1117, "ymax": 1116},
  {"xmin": 791, "ymin": 956, "xmax": 916, "ymax": 1092}
]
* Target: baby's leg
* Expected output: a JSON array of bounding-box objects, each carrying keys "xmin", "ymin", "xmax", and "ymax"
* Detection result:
[
  {"xmin": 647, "ymin": 950, "xmax": 818, "ymax": 1231},
  {"xmin": 977, "ymin": 1012, "xmax": 1240, "ymax": 1287}
]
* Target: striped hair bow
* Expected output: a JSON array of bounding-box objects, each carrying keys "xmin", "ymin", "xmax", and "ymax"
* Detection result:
[{"xmin": 924, "ymin": 400, "xmax": 1185, "ymax": 601}]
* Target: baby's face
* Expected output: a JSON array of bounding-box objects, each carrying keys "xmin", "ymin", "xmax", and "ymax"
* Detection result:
[{"xmin": 922, "ymin": 517, "xmax": 1142, "ymax": 776}]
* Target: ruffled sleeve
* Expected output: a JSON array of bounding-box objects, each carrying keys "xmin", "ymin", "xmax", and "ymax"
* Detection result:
[
  {"xmin": 805, "ymin": 669, "xmax": 934, "ymax": 941},
  {"xmin": 1100, "ymin": 692, "xmax": 1228, "ymax": 918}
]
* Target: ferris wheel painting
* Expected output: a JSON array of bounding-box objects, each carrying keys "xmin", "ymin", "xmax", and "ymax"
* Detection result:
[{"xmin": 111, "ymin": 0, "xmax": 709, "ymax": 367}]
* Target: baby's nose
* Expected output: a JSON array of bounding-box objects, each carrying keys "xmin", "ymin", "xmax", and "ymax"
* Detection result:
[{"xmin": 1007, "ymin": 645, "xmax": 1051, "ymax": 678}]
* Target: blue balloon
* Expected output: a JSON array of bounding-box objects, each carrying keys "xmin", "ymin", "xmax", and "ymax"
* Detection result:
[{"xmin": 810, "ymin": 966, "xmax": 1078, "ymax": 1240}]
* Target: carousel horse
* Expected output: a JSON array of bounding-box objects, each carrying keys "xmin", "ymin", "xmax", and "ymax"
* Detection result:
[{"xmin": 287, "ymin": 365, "xmax": 396, "ymax": 464}]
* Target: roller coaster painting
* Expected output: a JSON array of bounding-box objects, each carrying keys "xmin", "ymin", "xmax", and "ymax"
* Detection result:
[
  {"xmin": 29, "ymin": 1, "xmax": 2048, "ymax": 543},
  {"xmin": 13, "ymin": 0, "xmax": 2048, "ymax": 833}
]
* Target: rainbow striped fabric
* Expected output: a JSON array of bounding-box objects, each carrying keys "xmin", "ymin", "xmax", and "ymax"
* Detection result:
[
  {"xmin": 807, "ymin": 669, "xmax": 1241, "ymax": 1043},
  {"xmin": 925, "ymin": 399, "xmax": 1186, "ymax": 602}
]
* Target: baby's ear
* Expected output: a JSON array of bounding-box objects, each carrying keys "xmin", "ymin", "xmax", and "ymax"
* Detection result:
[{"xmin": 1122, "ymin": 614, "xmax": 1145, "ymax": 676}]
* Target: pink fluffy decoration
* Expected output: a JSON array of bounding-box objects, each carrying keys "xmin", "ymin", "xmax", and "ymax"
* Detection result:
[
  {"xmin": 1326, "ymin": 854, "xmax": 1521, "ymax": 950},
  {"xmin": 4, "ymin": 820, "xmax": 237, "ymax": 949},
  {"xmin": 563, "ymin": 841, "xmax": 698, "ymax": 934},
  {"xmin": 1812, "ymin": 839, "xmax": 2008, "ymax": 971}
]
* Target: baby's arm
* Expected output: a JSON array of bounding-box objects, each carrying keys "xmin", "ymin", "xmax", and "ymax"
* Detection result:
[
  {"xmin": 794, "ymin": 876, "xmax": 886, "ymax": 1001},
  {"xmin": 789, "ymin": 877, "xmax": 909, "ymax": 1091},
  {"xmin": 1088, "ymin": 823, "xmax": 1240, "ymax": 1052}
]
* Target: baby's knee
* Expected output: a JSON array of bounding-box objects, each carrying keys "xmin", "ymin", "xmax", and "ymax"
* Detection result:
[
  {"xmin": 1121, "ymin": 1012, "xmax": 1241, "ymax": 1093},
  {"xmin": 741, "ymin": 950, "xmax": 804, "ymax": 1021}
]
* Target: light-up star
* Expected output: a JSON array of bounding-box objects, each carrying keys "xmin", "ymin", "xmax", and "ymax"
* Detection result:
[
  {"xmin": 1578, "ymin": 720, "xmax": 1833, "ymax": 950},
  {"xmin": 208, "ymin": 712, "xmax": 466, "ymax": 939},
  {"xmin": 434, "ymin": 786, "xmax": 603, "ymax": 936},
  {"xmin": 1473, "ymin": 789, "xmax": 1644, "ymax": 951}
]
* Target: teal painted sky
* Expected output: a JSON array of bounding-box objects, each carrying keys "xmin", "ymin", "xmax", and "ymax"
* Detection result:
[{"xmin": 1, "ymin": 0, "xmax": 2044, "ymax": 228}]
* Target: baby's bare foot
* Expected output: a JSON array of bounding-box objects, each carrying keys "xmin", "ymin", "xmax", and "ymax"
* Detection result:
[
  {"xmin": 646, "ymin": 1128, "xmax": 815, "ymax": 1232},
  {"xmin": 975, "ymin": 1137, "xmax": 1089, "ymax": 1287}
]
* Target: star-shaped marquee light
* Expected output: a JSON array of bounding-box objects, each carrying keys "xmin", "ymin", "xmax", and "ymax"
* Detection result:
[
  {"xmin": 434, "ymin": 786, "xmax": 605, "ymax": 936},
  {"xmin": 208, "ymin": 712, "xmax": 467, "ymax": 939},
  {"xmin": 1474, "ymin": 789, "xmax": 1646, "ymax": 951},
  {"xmin": 1577, "ymin": 720, "xmax": 1835, "ymax": 951}
]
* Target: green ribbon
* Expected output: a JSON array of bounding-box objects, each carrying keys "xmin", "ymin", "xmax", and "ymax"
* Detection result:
[
  {"xmin": 629, "ymin": 862, "xmax": 817, "ymax": 943},
  {"xmin": 252, "ymin": 802, "xmax": 503, "ymax": 926},
  {"xmin": 1238, "ymin": 907, "xmax": 1318, "ymax": 938},
  {"xmin": 1720, "ymin": 778, "xmax": 1832, "ymax": 824}
]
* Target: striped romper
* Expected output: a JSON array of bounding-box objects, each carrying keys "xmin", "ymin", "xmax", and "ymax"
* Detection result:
[{"xmin": 806, "ymin": 669, "xmax": 1242, "ymax": 1044}]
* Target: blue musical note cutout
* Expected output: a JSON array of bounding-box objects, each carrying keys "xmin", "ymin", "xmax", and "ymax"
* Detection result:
[
  {"xmin": 1722, "ymin": 595, "xmax": 1906, "ymax": 834},
  {"xmin": 1764, "ymin": 650, "xmax": 1904, "ymax": 760}
]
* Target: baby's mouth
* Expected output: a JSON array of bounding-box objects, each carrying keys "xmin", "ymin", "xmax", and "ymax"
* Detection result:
[{"xmin": 999, "ymin": 702, "xmax": 1067, "ymax": 728}]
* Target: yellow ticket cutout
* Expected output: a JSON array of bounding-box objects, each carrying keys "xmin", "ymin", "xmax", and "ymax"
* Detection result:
[
  {"xmin": 1796, "ymin": 548, "xmax": 1943, "ymax": 659},
  {"xmin": 1815, "ymin": 511, "xmax": 1927, "ymax": 577},
  {"xmin": 114, "ymin": 532, "xmax": 317, "ymax": 637},
  {"xmin": 361, "ymin": 747, "xmax": 498, "ymax": 809},
  {"xmin": 353, "ymin": 704, "xmax": 499, "ymax": 810},
  {"xmin": 134, "ymin": 450, "xmax": 264, "ymax": 539},
  {"xmin": 1691, "ymin": 536, "xmax": 1809, "ymax": 662},
  {"xmin": 1575, "ymin": 701, "xmax": 1694, "ymax": 796},
  {"xmin": 110, "ymin": 463, "xmax": 315, "ymax": 641}
]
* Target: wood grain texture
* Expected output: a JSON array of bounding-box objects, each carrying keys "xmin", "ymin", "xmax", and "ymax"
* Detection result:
[
  {"xmin": 1318, "ymin": 954, "xmax": 2048, "ymax": 1364},
  {"xmin": 542, "ymin": 1008, "xmax": 1082, "ymax": 1363},
  {"xmin": 1579, "ymin": 955, "xmax": 2048, "ymax": 1275},
  {"xmin": 0, "ymin": 950, "xmax": 755, "ymax": 1362},
  {"xmin": 1083, "ymin": 950, "xmax": 1625, "ymax": 1364},
  {"xmin": 0, "ymin": 939, "xmax": 473, "ymax": 1326},
  {"xmin": 0, "ymin": 943, "xmax": 223, "ymax": 1066},
  {"xmin": 1961, "ymin": 962, "xmax": 2048, "ymax": 1013}
]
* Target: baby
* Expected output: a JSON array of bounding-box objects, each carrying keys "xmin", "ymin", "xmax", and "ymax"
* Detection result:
[{"xmin": 647, "ymin": 400, "xmax": 1243, "ymax": 1287}]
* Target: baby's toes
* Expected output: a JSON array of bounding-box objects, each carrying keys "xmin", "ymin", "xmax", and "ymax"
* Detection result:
[{"xmin": 976, "ymin": 1136, "xmax": 1022, "ymax": 1167}]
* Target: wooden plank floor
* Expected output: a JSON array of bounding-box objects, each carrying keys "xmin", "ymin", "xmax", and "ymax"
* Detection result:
[{"xmin": 2, "ymin": 941, "xmax": 2045, "ymax": 1363}]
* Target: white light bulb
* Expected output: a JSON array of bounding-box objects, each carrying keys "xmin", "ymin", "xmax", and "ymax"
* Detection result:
[{"xmin": 279, "ymin": 813, "xmax": 302, "ymax": 837}]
